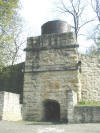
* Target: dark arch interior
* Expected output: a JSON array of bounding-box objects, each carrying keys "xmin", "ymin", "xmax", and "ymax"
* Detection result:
[{"xmin": 43, "ymin": 99, "xmax": 60, "ymax": 122}]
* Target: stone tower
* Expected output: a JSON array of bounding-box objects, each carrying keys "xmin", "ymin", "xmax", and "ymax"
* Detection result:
[{"xmin": 23, "ymin": 20, "xmax": 80, "ymax": 121}]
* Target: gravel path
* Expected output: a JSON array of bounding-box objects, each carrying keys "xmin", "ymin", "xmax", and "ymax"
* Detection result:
[{"xmin": 0, "ymin": 121, "xmax": 100, "ymax": 133}]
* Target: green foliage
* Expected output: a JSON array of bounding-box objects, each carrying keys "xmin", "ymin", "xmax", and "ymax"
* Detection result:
[
  {"xmin": 78, "ymin": 100, "xmax": 100, "ymax": 106},
  {"xmin": 0, "ymin": 0, "xmax": 21, "ymax": 69},
  {"xmin": 0, "ymin": 0, "xmax": 19, "ymax": 27}
]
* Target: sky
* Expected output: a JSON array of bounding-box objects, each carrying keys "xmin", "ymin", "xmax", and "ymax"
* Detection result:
[
  {"xmin": 21, "ymin": 0, "xmax": 55, "ymax": 36},
  {"xmin": 20, "ymin": 0, "xmax": 98, "ymax": 54}
]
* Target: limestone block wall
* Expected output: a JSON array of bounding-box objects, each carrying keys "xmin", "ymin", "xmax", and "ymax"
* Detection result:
[
  {"xmin": 23, "ymin": 32, "xmax": 80, "ymax": 121},
  {"xmin": 0, "ymin": 92, "xmax": 22, "ymax": 121},
  {"xmin": 64, "ymin": 90, "xmax": 100, "ymax": 123},
  {"xmin": 80, "ymin": 55, "xmax": 100, "ymax": 101},
  {"xmin": 23, "ymin": 71, "xmax": 79, "ymax": 121},
  {"xmin": 0, "ymin": 92, "xmax": 4, "ymax": 120},
  {"xmin": 74, "ymin": 106, "xmax": 100, "ymax": 123},
  {"xmin": 25, "ymin": 33, "xmax": 78, "ymax": 69}
]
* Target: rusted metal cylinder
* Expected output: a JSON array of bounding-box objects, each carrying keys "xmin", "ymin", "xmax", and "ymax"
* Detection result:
[{"xmin": 41, "ymin": 20, "xmax": 71, "ymax": 35}]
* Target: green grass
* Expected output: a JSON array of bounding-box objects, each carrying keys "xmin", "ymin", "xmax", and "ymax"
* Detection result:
[{"xmin": 78, "ymin": 100, "xmax": 100, "ymax": 106}]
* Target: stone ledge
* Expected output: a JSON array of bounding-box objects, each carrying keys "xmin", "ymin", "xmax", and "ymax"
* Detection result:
[
  {"xmin": 24, "ymin": 44, "xmax": 79, "ymax": 52},
  {"xmin": 24, "ymin": 65, "xmax": 79, "ymax": 72}
]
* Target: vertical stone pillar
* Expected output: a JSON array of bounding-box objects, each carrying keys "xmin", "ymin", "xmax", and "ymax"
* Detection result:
[{"xmin": 66, "ymin": 90, "xmax": 77, "ymax": 123}]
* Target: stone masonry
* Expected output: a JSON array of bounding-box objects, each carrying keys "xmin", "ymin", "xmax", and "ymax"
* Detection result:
[
  {"xmin": 0, "ymin": 92, "xmax": 22, "ymax": 121},
  {"xmin": 80, "ymin": 55, "xmax": 100, "ymax": 101},
  {"xmin": 0, "ymin": 20, "xmax": 100, "ymax": 123},
  {"xmin": 22, "ymin": 20, "xmax": 100, "ymax": 122},
  {"xmin": 23, "ymin": 30, "xmax": 81, "ymax": 121}
]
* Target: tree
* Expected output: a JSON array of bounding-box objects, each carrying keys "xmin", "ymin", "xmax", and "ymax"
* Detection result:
[
  {"xmin": 91, "ymin": 0, "xmax": 100, "ymax": 22},
  {"xmin": 56, "ymin": 0, "xmax": 95, "ymax": 41},
  {"xmin": 0, "ymin": 0, "xmax": 22, "ymax": 70},
  {"xmin": 88, "ymin": 0, "xmax": 100, "ymax": 54},
  {"xmin": 0, "ymin": 0, "xmax": 20, "ymax": 39},
  {"xmin": 8, "ymin": 26, "xmax": 27, "ymax": 66}
]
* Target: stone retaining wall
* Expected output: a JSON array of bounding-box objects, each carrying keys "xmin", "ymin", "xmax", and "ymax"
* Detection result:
[
  {"xmin": 0, "ymin": 92, "xmax": 4, "ymax": 120},
  {"xmin": 66, "ymin": 90, "xmax": 100, "ymax": 123},
  {"xmin": 74, "ymin": 106, "xmax": 100, "ymax": 123},
  {"xmin": 79, "ymin": 55, "xmax": 100, "ymax": 101},
  {"xmin": 0, "ymin": 91, "xmax": 22, "ymax": 121}
]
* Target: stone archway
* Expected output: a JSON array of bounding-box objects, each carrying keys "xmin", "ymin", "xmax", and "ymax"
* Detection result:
[{"xmin": 43, "ymin": 99, "xmax": 60, "ymax": 121}]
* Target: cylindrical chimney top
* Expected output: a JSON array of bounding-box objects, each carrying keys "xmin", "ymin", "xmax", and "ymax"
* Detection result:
[{"xmin": 41, "ymin": 20, "xmax": 71, "ymax": 35}]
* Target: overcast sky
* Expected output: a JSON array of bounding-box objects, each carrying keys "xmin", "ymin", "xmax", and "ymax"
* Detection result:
[
  {"xmin": 21, "ymin": 0, "xmax": 55, "ymax": 35},
  {"xmin": 20, "ymin": 0, "xmax": 98, "ymax": 53}
]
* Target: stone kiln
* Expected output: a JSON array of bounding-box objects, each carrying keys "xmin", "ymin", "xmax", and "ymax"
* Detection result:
[{"xmin": 23, "ymin": 20, "xmax": 81, "ymax": 121}]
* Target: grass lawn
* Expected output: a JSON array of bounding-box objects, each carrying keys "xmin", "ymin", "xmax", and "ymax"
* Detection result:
[{"xmin": 78, "ymin": 100, "xmax": 100, "ymax": 106}]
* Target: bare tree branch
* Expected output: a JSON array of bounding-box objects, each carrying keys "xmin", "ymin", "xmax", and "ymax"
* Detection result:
[
  {"xmin": 57, "ymin": 0, "xmax": 95, "ymax": 41},
  {"xmin": 91, "ymin": 0, "xmax": 100, "ymax": 22},
  {"xmin": 78, "ymin": 19, "xmax": 96, "ymax": 31}
]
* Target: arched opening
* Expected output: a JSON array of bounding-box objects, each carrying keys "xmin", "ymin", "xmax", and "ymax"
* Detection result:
[{"xmin": 43, "ymin": 99, "xmax": 60, "ymax": 121}]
